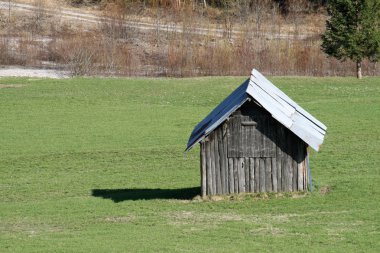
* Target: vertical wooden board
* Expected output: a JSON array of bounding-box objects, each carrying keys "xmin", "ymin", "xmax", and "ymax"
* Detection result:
[
  {"xmin": 282, "ymin": 153, "xmax": 289, "ymax": 192},
  {"xmin": 282, "ymin": 155, "xmax": 288, "ymax": 192},
  {"xmin": 297, "ymin": 161, "xmax": 304, "ymax": 191},
  {"xmin": 292, "ymin": 158, "xmax": 298, "ymax": 192},
  {"xmin": 257, "ymin": 119, "xmax": 264, "ymax": 157},
  {"xmin": 206, "ymin": 141, "xmax": 212, "ymax": 195},
  {"xmin": 236, "ymin": 158, "xmax": 241, "ymax": 193},
  {"xmin": 272, "ymin": 157, "xmax": 278, "ymax": 192},
  {"xmin": 251, "ymin": 120, "xmax": 258, "ymax": 156},
  {"xmin": 292, "ymin": 138, "xmax": 299, "ymax": 191},
  {"xmin": 230, "ymin": 158, "xmax": 235, "ymax": 193},
  {"xmin": 286, "ymin": 152, "xmax": 293, "ymax": 192},
  {"xmin": 208, "ymin": 139, "xmax": 214, "ymax": 195},
  {"xmin": 260, "ymin": 121, "xmax": 265, "ymax": 157},
  {"xmin": 205, "ymin": 137, "xmax": 212, "ymax": 195},
  {"xmin": 275, "ymin": 145, "xmax": 282, "ymax": 192},
  {"xmin": 297, "ymin": 143, "xmax": 305, "ymax": 191},
  {"xmin": 228, "ymin": 158, "xmax": 234, "ymax": 194},
  {"xmin": 304, "ymin": 157, "xmax": 308, "ymax": 191},
  {"xmin": 283, "ymin": 152, "xmax": 290, "ymax": 192},
  {"xmin": 283, "ymin": 129, "xmax": 292, "ymax": 192},
  {"xmin": 201, "ymin": 143, "xmax": 207, "ymax": 197},
  {"xmin": 249, "ymin": 158, "xmax": 254, "ymax": 192},
  {"xmin": 261, "ymin": 118, "xmax": 266, "ymax": 157},
  {"xmin": 293, "ymin": 137, "xmax": 303, "ymax": 191},
  {"xmin": 245, "ymin": 157, "xmax": 250, "ymax": 192},
  {"xmin": 215, "ymin": 129, "xmax": 221, "ymax": 193},
  {"xmin": 235, "ymin": 116, "xmax": 241, "ymax": 158},
  {"xmin": 217, "ymin": 129, "xmax": 225, "ymax": 194},
  {"xmin": 214, "ymin": 131, "xmax": 221, "ymax": 194},
  {"xmin": 282, "ymin": 128, "xmax": 289, "ymax": 192},
  {"xmin": 247, "ymin": 117, "xmax": 254, "ymax": 157},
  {"xmin": 291, "ymin": 138, "xmax": 299, "ymax": 192},
  {"xmin": 227, "ymin": 119, "xmax": 233, "ymax": 157},
  {"xmin": 276, "ymin": 126, "xmax": 285, "ymax": 192},
  {"xmin": 237, "ymin": 117, "xmax": 243, "ymax": 157},
  {"xmin": 254, "ymin": 158, "xmax": 260, "ymax": 192},
  {"xmin": 241, "ymin": 116, "xmax": 246, "ymax": 157},
  {"xmin": 239, "ymin": 158, "xmax": 245, "ymax": 193},
  {"xmin": 236, "ymin": 158, "xmax": 242, "ymax": 193},
  {"xmin": 304, "ymin": 149, "xmax": 307, "ymax": 191},
  {"xmin": 277, "ymin": 154, "xmax": 282, "ymax": 192},
  {"xmin": 305, "ymin": 150, "xmax": 309, "ymax": 191},
  {"xmin": 222, "ymin": 125, "xmax": 229, "ymax": 194},
  {"xmin": 281, "ymin": 149, "xmax": 286, "ymax": 192},
  {"xmin": 265, "ymin": 158, "xmax": 272, "ymax": 192},
  {"xmin": 304, "ymin": 161, "xmax": 307, "ymax": 191},
  {"xmin": 210, "ymin": 136, "xmax": 216, "ymax": 195},
  {"xmin": 233, "ymin": 158, "xmax": 239, "ymax": 193},
  {"xmin": 259, "ymin": 158, "xmax": 266, "ymax": 192},
  {"xmin": 200, "ymin": 144, "xmax": 203, "ymax": 196},
  {"xmin": 240, "ymin": 116, "xmax": 246, "ymax": 193}
]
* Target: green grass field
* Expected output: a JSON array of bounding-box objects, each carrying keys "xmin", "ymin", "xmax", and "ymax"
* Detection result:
[{"xmin": 0, "ymin": 76, "xmax": 379, "ymax": 252}]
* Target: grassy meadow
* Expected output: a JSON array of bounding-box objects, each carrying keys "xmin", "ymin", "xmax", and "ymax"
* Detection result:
[{"xmin": 0, "ymin": 76, "xmax": 379, "ymax": 252}]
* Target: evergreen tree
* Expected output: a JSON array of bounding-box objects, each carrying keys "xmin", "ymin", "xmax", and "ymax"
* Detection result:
[{"xmin": 321, "ymin": 0, "xmax": 380, "ymax": 78}]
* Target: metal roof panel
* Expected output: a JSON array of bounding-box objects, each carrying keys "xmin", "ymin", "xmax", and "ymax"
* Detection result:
[{"xmin": 186, "ymin": 79, "xmax": 250, "ymax": 150}]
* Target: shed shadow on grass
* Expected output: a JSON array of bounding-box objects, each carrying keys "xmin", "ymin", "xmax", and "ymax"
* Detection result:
[{"xmin": 91, "ymin": 187, "xmax": 200, "ymax": 202}]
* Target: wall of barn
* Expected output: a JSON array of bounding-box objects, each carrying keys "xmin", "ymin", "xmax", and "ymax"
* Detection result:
[{"xmin": 200, "ymin": 103, "xmax": 308, "ymax": 196}]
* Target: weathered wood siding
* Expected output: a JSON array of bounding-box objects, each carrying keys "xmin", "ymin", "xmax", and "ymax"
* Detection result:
[{"xmin": 200, "ymin": 102, "xmax": 308, "ymax": 196}]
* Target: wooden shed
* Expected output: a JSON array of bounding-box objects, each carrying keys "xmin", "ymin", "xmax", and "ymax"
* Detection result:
[{"xmin": 186, "ymin": 69, "xmax": 327, "ymax": 196}]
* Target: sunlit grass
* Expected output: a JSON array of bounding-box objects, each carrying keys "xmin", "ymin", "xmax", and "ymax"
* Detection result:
[{"xmin": 0, "ymin": 76, "xmax": 379, "ymax": 252}]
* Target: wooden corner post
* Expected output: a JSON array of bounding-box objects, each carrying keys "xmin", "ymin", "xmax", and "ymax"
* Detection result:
[{"xmin": 200, "ymin": 141, "xmax": 207, "ymax": 198}]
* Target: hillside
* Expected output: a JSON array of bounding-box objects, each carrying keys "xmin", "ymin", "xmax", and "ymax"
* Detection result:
[{"xmin": 1, "ymin": 0, "xmax": 379, "ymax": 76}]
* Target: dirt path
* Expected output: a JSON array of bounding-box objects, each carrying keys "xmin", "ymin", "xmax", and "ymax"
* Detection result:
[
  {"xmin": 0, "ymin": 1, "xmax": 312, "ymax": 40},
  {"xmin": 0, "ymin": 67, "xmax": 69, "ymax": 78}
]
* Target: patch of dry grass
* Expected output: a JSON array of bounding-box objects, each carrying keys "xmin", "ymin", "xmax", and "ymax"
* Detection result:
[{"xmin": 0, "ymin": 84, "xmax": 26, "ymax": 88}]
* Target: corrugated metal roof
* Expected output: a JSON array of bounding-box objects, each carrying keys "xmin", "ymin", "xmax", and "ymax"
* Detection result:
[{"xmin": 186, "ymin": 69, "xmax": 327, "ymax": 151}]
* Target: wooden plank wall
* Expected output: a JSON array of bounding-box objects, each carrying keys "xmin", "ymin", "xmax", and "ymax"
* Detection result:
[{"xmin": 200, "ymin": 122, "xmax": 308, "ymax": 196}]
